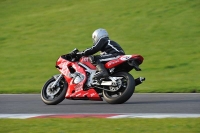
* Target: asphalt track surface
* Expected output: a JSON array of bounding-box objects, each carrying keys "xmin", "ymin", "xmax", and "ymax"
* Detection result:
[{"xmin": 0, "ymin": 93, "xmax": 199, "ymax": 114}]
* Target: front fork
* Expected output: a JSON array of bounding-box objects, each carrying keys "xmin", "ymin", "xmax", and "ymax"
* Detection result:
[{"xmin": 51, "ymin": 74, "xmax": 63, "ymax": 88}]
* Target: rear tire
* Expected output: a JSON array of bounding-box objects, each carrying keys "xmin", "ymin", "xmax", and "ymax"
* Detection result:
[
  {"xmin": 41, "ymin": 77, "xmax": 67, "ymax": 105},
  {"xmin": 103, "ymin": 72, "xmax": 135, "ymax": 104}
]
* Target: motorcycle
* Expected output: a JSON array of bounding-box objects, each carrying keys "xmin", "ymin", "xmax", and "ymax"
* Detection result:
[{"xmin": 41, "ymin": 48, "xmax": 145, "ymax": 104}]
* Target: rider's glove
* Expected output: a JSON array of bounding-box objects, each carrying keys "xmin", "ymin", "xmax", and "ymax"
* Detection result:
[
  {"xmin": 76, "ymin": 51, "xmax": 84, "ymax": 55},
  {"xmin": 76, "ymin": 52, "xmax": 84, "ymax": 58}
]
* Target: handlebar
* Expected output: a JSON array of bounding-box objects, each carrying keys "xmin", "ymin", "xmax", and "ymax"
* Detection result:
[
  {"xmin": 61, "ymin": 48, "xmax": 81, "ymax": 61},
  {"xmin": 70, "ymin": 48, "xmax": 79, "ymax": 55}
]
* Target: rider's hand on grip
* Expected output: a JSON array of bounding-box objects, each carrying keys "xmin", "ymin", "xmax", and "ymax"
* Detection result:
[
  {"xmin": 76, "ymin": 52, "xmax": 84, "ymax": 58},
  {"xmin": 69, "ymin": 48, "xmax": 79, "ymax": 56}
]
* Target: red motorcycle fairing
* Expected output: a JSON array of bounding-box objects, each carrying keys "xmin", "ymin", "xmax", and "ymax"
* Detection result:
[
  {"xmin": 105, "ymin": 54, "xmax": 144, "ymax": 69},
  {"xmin": 56, "ymin": 57, "xmax": 102, "ymax": 101},
  {"xmin": 79, "ymin": 57, "xmax": 96, "ymax": 70}
]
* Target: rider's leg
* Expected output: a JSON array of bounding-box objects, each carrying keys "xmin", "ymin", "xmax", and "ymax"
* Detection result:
[
  {"xmin": 93, "ymin": 59, "xmax": 109, "ymax": 79},
  {"xmin": 91, "ymin": 54, "xmax": 120, "ymax": 79}
]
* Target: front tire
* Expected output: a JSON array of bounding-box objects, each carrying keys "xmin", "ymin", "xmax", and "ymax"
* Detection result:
[
  {"xmin": 103, "ymin": 72, "xmax": 135, "ymax": 104},
  {"xmin": 41, "ymin": 77, "xmax": 67, "ymax": 105}
]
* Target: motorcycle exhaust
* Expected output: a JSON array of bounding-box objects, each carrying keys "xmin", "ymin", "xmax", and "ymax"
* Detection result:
[{"xmin": 135, "ymin": 77, "xmax": 145, "ymax": 86}]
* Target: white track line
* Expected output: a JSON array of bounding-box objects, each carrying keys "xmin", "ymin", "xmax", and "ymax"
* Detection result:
[
  {"xmin": 0, "ymin": 114, "xmax": 200, "ymax": 119},
  {"xmin": 0, "ymin": 114, "xmax": 50, "ymax": 119},
  {"xmin": 107, "ymin": 113, "xmax": 200, "ymax": 118}
]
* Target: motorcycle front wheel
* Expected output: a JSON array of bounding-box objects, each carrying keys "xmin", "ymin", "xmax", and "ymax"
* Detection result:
[
  {"xmin": 103, "ymin": 72, "xmax": 135, "ymax": 104},
  {"xmin": 41, "ymin": 77, "xmax": 68, "ymax": 105}
]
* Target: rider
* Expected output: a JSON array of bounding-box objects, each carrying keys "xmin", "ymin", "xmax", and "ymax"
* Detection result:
[{"xmin": 77, "ymin": 28, "xmax": 125, "ymax": 79}]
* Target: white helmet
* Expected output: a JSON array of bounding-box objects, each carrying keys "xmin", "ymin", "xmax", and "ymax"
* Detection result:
[{"xmin": 92, "ymin": 28, "xmax": 109, "ymax": 44}]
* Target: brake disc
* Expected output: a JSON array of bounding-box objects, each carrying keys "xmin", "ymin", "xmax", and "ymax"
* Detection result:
[
  {"xmin": 109, "ymin": 79, "xmax": 122, "ymax": 91},
  {"xmin": 46, "ymin": 82, "xmax": 61, "ymax": 96}
]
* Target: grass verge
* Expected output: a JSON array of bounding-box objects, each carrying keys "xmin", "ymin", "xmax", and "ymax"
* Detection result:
[
  {"xmin": 0, "ymin": 118, "xmax": 200, "ymax": 133},
  {"xmin": 0, "ymin": 0, "xmax": 199, "ymax": 93}
]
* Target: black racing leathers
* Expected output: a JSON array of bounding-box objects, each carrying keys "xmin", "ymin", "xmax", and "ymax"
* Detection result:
[
  {"xmin": 82, "ymin": 37, "xmax": 125, "ymax": 56},
  {"xmin": 81, "ymin": 37, "xmax": 125, "ymax": 79}
]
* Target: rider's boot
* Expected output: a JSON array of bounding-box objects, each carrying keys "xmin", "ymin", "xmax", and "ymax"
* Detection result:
[{"xmin": 93, "ymin": 61, "xmax": 109, "ymax": 80}]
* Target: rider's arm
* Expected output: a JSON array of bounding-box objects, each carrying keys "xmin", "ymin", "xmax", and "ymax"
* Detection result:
[{"xmin": 82, "ymin": 38, "xmax": 107, "ymax": 56}]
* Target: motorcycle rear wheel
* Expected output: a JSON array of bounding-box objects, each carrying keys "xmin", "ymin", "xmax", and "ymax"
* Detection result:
[
  {"xmin": 41, "ymin": 77, "xmax": 67, "ymax": 105},
  {"xmin": 103, "ymin": 72, "xmax": 135, "ymax": 104}
]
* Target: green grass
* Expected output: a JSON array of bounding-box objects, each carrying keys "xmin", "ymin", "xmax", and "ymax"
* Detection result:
[
  {"xmin": 0, "ymin": 118, "xmax": 200, "ymax": 133},
  {"xmin": 0, "ymin": 0, "xmax": 199, "ymax": 93}
]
